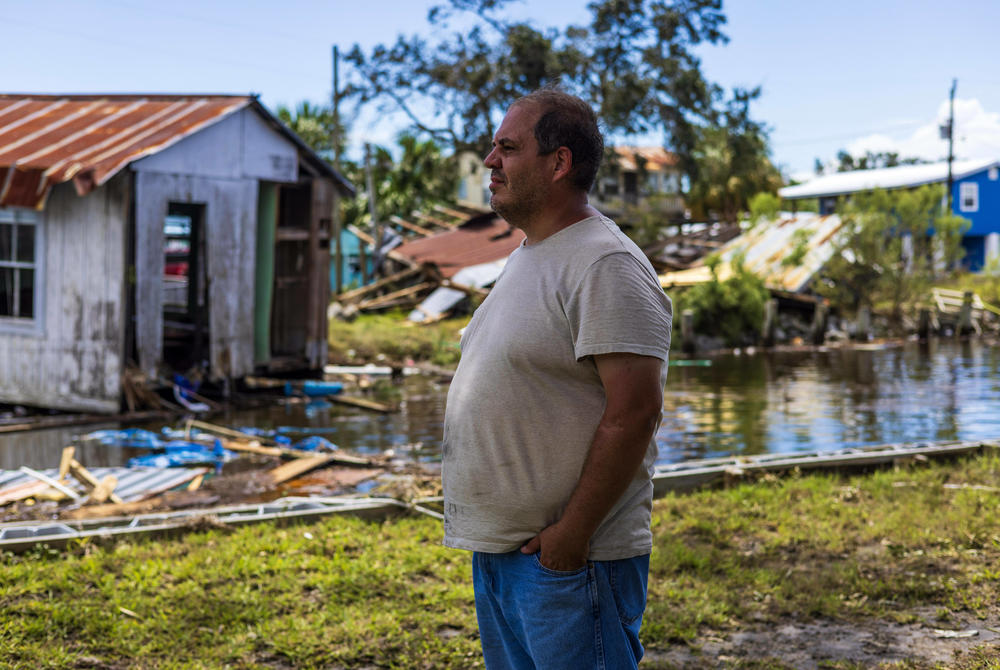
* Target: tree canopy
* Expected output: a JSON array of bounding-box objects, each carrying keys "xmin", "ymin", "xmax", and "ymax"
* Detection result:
[{"xmin": 345, "ymin": 0, "xmax": 733, "ymax": 167}]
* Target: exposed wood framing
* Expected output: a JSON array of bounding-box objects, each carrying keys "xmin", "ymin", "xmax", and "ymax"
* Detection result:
[
  {"xmin": 337, "ymin": 266, "xmax": 424, "ymax": 303},
  {"xmin": 389, "ymin": 215, "xmax": 435, "ymax": 237},
  {"xmin": 413, "ymin": 211, "xmax": 457, "ymax": 229},
  {"xmin": 356, "ymin": 282, "xmax": 435, "ymax": 310},
  {"xmin": 347, "ymin": 224, "xmax": 418, "ymax": 267}
]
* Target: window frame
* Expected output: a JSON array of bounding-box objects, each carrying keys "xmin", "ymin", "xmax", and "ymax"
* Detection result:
[
  {"xmin": 0, "ymin": 207, "xmax": 44, "ymax": 336},
  {"xmin": 959, "ymin": 182, "xmax": 979, "ymax": 213}
]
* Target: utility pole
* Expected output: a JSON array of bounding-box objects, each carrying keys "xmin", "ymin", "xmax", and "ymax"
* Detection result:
[
  {"xmin": 945, "ymin": 78, "xmax": 957, "ymax": 214},
  {"xmin": 331, "ymin": 45, "xmax": 343, "ymax": 294},
  {"xmin": 365, "ymin": 142, "xmax": 380, "ymax": 281}
]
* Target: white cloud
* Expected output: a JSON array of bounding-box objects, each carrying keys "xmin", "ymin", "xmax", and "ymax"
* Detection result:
[{"xmin": 845, "ymin": 98, "xmax": 1000, "ymax": 163}]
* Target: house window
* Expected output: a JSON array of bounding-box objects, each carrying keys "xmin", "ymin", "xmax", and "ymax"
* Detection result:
[
  {"xmin": 0, "ymin": 208, "xmax": 39, "ymax": 321},
  {"xmin": 989, "ymin": 167, "xmax": 998, "ymax": 181},
  {"xmin": 959, "ymin": 182, "xmax": 979, "ymax": 213}
]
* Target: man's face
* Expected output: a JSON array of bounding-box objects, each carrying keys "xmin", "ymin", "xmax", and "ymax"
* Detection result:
[{"xmin": 483, "ymin": 103, "xmax": 553, "ymax": 224}]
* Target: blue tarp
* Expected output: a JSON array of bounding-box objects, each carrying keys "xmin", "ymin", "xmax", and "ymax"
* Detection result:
[{"xmin": 127, "ymin": 439, "xmax": 234, "ymax": 468}]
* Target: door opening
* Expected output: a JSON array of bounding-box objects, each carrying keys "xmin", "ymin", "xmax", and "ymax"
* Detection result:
[{"xmin": 162, "ymin": 202, "xmax": 208, "ymax": 372}]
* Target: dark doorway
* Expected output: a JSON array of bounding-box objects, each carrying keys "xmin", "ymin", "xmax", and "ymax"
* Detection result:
[
  {"xmin": 162, "ymin": 202, "xmax": 209, "ymax": 372},
  {"xmin": 271, "ymin": 183, "xmax": 311, "ymax": 359}
]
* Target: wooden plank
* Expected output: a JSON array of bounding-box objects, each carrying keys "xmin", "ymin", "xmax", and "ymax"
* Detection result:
[
  {"xmin": 389, "ymin": 215, "xmax": 435, "ymax": 237},
  {"xmin": 68, "ymin": 459, "xmax": 124, "ymax": 504},
  {"xmin": 220, "ymin": 438, "xmax": 283, "ymax": 457},
  {"xmin": 357, "ymin": 282, "xmax": 436, "ymax": 310},
  {"xmin": 337, "ymin": 266, "xmax": 423, "ymax": 303},
  {"xmin": 19, "ymin": 466, "xmax": 80, "ymax": 500},
  {"xmin": 432, "ymin": 204, "xmax": 475, "ymax": 221},
  {"xmin": 347, "ymin": 224, "xmax": 417, "ymax": 267},
  {"xmin": 91, "ymin": 475, "xmax": 119, "ymax": 504},
  {"xmin": 186, "ymin": 419, "xmax": 278, "ymax": 446},
  {"xmin": 267, "ymin": 455, "xmax": 337, "ymax": 485},
  {"xmin": 439, "ymin": 278, "xmax": 490, "ymax": 299},
  {"xmin": 413, "ymin": 212, "xmax": 456, "ymax": 229},
  {"xmin": 59, "ymin": 446, "xmax": 75, "ymax": 481},
  {"xmin": 329, "ymin": 395, "xmax": 397, "ymax": 413}
]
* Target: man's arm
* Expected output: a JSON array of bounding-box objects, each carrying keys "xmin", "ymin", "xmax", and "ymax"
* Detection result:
[{"xmin": 520, "ymin": 352, "xmax": 664, "ymax": 570}]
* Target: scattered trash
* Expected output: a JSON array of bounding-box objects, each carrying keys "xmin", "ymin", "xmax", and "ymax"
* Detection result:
[{"xmin": 932, "ymin": 629, "xmax": 978, "ymax": 638}]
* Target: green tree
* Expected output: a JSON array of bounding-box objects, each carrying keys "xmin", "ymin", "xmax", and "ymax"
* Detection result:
[
  {"xmin": 340, "ymin": 133, "xmax": 459, "ymax": 230},
  {"xmin": 815, "ymin": 185, "xmax": 969, "ymax": 330},
  {"xmin": 275, "ymin": 101, "xmax": 345, "ymax": 161},
  {"xmin": 686, "ymin": 89, "xmax": 782, "ymax": 223},
  {"xmin": 673, "ymin": 252, "xmax": 769, "ymax": 347},
  {"xmin": 345, "ymin": 0, "xmax": 729, "ymax": 162}
]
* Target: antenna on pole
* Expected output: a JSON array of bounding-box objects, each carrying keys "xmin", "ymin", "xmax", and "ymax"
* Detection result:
[
  {"xmin": 945, "ymin": 79, "xmax": 957, "ymax": 213},
  {"xmin": 331, "ymin": 45, "xmax": 341, "ymax": 168}
]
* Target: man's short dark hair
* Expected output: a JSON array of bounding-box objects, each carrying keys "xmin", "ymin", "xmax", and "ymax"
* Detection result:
[{"xmin": 514, "ymin": 88, "xmax": 604, "ymax": 192}]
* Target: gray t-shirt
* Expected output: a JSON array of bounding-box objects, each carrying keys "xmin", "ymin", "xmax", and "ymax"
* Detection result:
[{"xmin": 442, "ymin": 215, "xmax": 673, "ymax": 561}]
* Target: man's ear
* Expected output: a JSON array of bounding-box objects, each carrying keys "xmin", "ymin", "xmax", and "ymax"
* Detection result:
[{"xmin": 552, "ymin": 146, "xmax": 573, "ymax": 183}]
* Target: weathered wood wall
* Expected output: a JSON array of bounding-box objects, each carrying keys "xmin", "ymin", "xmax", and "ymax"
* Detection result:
[
  {"xmin": 131, "ymin": 108, "xmax": 300, "ymax": 380},
  {"xmin": 133, "ymin": 172, "xmax": 258, "ymax": 380},
  {"xmin": 0, "ymin": 176, "xmax": 128, "ymax": 412}
]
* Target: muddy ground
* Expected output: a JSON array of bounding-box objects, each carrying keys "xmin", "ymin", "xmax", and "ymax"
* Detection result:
[{"xmin": 643, "ymin": 610, "xmax": 1000, "ymax": 669}]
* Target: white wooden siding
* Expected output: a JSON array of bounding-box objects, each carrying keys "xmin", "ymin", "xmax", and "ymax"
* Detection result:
[
  {"xmin": 134, "ymin": 172, "xmax": 258, "ymax": 380},
  {"xmin": 0, "ymin": 178, "xmax": 127, "ymax": 412}
]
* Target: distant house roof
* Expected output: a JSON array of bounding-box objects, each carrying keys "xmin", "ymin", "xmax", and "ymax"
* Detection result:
[
  {"xmin": 393, "ymin": 212, "xmax": 525, "ymax": 278},
  {"xmin": 612, "ymin": 146, "xmax": 679, "ymax": 172},
  {"xmin": 779, "ymin": 158, "xmax": 998, "ymax": 200},
  {"xmin": 0, "ymin": 93, "xmax": 352, "ymax": 209},
  {"xmin": 660, "ymin": 212, "xmax": 846, "ymax": 293}
]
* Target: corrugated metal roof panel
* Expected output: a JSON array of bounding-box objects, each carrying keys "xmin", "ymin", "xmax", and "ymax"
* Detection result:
[
  {"xmin": 0, "ymin": 95, "xmax": 251, "ymax": 208},
  {"xmin": 0, "ymin": 466, "xmax": 208, "ymax": 503},
  {"xmin": 660, "ymin": 213, "xmax": 846, "ymax": 293},
  {"xmin": 393, "ymin": 214, "xmax": 525, "ymax": 278},
  {"xmin": 779, "ymin": 159, "xmax": 998, "ymax": 200}
]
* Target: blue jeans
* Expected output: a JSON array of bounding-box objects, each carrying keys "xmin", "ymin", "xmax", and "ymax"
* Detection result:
[{"xmin": 473, "ymin": 550, "xmax": 649, "ymax": 670}]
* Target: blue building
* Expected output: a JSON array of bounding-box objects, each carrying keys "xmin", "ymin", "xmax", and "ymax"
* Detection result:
[{"xmin": 780, "ymin": 159, "xmax": 1000, "ymax": 271}]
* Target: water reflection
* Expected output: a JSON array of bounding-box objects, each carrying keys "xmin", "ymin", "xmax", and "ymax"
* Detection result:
[
  {"xmin": 657, "ymin": 340, "xmax": 1000, "ymax": 463},
  {"xmin": 3, "ymin": 341, "xmax": 999, "ymax": 471}
]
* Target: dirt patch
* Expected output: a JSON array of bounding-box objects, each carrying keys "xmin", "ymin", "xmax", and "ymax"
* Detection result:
[{"xmin": 644, "ymin": 613, "xmax": 1000, "ymax": 668}]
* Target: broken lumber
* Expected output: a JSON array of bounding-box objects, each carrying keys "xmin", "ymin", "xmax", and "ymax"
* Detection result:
[
  {"xmin": 347, "ymin": 225, "xmax": 418, "ymax": 267},
  {"xmin": 19, "ymin": 466, "xmax": 80, "ymax": 500},
  {"xmin": 186, "ymin": 419, "xmax": 278, "ymax": 446},
  {"xmin": 267, "ymin": 455, "xmax": 337, "ymax": 485},
  {"xmin": 329, "ymin": 395, "xmax": 397, "ymax": 414},
  {"xmin": 68, "ymin": 459, "xmax": 123, "ymax": 504},
  {"xmin": 357, "ymin": 282, "xmax": 436, "ymax": 310},
  {"xmin": 337, "ymin": 266, "xmax": 423, "ymax": 303},
  {"xmin": 389, "ymin": 215, "xmax": 435, "ymax": 237}
]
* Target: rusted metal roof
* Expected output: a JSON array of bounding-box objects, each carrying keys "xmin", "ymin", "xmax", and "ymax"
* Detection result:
[
  {"xmin": 659, "ymin": 213, "xmax": 846, "ymax": 293},
  {"xmin": 0, "ymin": 94, "xmax": 353, "ymax": 209},
  {"xmin": 612, "ymin": 146, "xmax": 679, "ymax": 172},
  {"xmin": 393, "ymin": 213, "xmax": 525, "ymax": 278}
]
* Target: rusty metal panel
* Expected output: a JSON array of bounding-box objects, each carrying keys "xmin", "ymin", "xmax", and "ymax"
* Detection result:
[
  {"xmin": 659, "ymin": 213, "xmax": 847, "ymax": 294},
  {"xmin": 394, "ymin": 214, "xmax": 525, "ymax": 278},
  {"xmin": 0, "ymin": 95, "xmax": 252, "ymax": 209}
]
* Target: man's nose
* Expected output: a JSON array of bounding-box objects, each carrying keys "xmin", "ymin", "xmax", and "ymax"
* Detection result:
[{"xmin": 483, "ymin": 147, "xmax": 499, "ymax": 167}]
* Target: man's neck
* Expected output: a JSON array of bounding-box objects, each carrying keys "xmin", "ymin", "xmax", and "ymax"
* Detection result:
[{"xmin": 519, "ymin": 199, "xmax": 600, "ymax": 246}]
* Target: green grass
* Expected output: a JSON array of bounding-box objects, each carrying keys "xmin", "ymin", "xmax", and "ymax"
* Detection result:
[
  {"xmin": 327, "ymin": 312, "xmax": 469, "ymax": 367},
  {"xmin": 3, "ymin": 451, "xmax": 1000, "ymax": 668}
]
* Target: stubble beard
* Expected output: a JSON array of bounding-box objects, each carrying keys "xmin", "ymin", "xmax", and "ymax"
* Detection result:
[{"xmin": 489, "ymin": 177, "xmax": 547, "ymax": 229}]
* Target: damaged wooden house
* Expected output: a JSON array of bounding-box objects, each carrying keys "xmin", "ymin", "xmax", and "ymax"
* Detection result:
[{"xmin": 0, "ymin": 94, "xmax": 353, "ymax": 413}]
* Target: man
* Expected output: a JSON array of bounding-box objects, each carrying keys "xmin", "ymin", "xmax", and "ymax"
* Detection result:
[{"xmin": 442, "ymin": 88, "xmax": 672, "ymax": 669}]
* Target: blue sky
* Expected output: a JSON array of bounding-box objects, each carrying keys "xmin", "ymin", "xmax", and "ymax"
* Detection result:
[{"xmin": 2, "ymin": 0, "xmax": 998, "ymax": 179}]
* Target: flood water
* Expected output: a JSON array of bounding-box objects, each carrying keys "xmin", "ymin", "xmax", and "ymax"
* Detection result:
[{"xmin": 3, "ymin": 339, "xmax": 999, "ymax": 471}]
